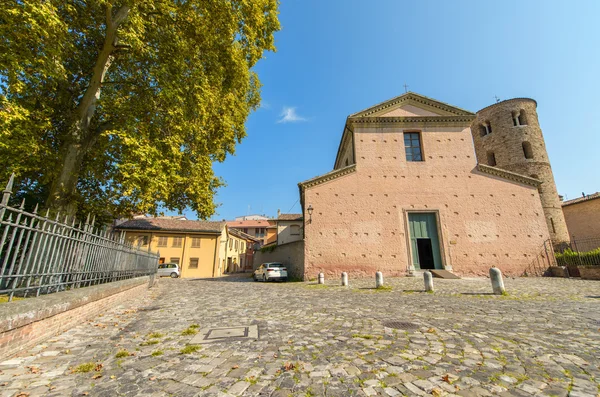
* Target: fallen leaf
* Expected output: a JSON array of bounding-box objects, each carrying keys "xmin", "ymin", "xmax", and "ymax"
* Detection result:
[
  {"xmin": 431, "ymin": 388, "xmax": 442, "ymax": 397},
  {"xmin": 110, "ymin": 375, "xmax": 115, "ymax": 379},
  {"xmin": 94, "ymin": 364, "xmax": 103, "ymax": 372},
  {"xmin": 15, "ymin": 393, "xmax": 29, "ymax": 397},
  {"xmin": 273, "ymin": 354, "xmax": 278, "ymax": 358},
  {"xmin": 82, "ymin": 393, "xmax": 89, "ymax": 396},
  {"xmin": 0, "ymin": 382, "xmax": 8, "ymax": 386},
  {"xmin": 283, "ymin": 362, "xmax": 296, "ymax": 371},
  {"xmin": 427, "ymin": 328, "xmax": 436, "ymax": 333},
  {"xmin": 231, "ymin": 365, "xmax": 239, "ymax": 369},
  {"xmin": 149, "ymin": 376, "xmax": 156, "ymax": 381},
  {"xmin": 91, "ymin": 374, "xmax": 102, "ymax": 380},
  {"xmin": 442, "ymin": 374, "xmax": 451, "ymax": 383}
]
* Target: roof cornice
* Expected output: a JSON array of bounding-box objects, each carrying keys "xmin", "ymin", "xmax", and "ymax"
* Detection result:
[
  {"xmin": 351, "ymin": 92, "xmax": 475, "ymax": 118},
  {"xmin": 477, "ymin": 164, "xmax": 541, "ymax": 187},
  {"xmin": 348, "ymin": 115, "xmax": 475, "ymax": 128},
  {"xmin": 299, "ymin": 165, "xmax": 356, "ymax": 190}
]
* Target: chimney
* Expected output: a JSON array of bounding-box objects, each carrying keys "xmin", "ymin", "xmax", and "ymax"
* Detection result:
[
  {"xmin": 277, "ymin": 209, "xmax": 281, "ymax": 218},
  {"xmin": 582, "ymin": 192, "xmax": 586, "ymax": 198}
]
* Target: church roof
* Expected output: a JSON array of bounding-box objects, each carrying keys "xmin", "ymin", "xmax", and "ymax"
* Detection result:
[
  {"xmin": 562, "ymin": 192, "xmax": 600, "ymax": 207},
  {"xmin": 349, "ymin": 92, "xmax": 475, "ymax": 118}
]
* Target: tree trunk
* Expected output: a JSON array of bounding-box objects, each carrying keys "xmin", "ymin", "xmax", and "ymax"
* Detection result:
[{"xmin": 45, "ymin": 5, "xmax": 130, "ymax": 217}]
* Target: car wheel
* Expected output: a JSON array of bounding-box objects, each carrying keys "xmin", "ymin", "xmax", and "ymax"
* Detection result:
[
  {"xmin": 282, "ymin": 277, "xmax": 288, "ymax": 282},
  {"xmin": 263, "ymin": 275, "xmax": 267, "ymax": 282},
  {"xmin": 170, "ymin": 272, "xmax": 178, "ymax": 278},
  {"xmin": 253, "ymin": 274, "xmax": 257, "ymax": 281}
]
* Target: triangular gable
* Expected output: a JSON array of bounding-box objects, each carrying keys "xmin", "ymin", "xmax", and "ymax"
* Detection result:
[{"xmin": 350, "ymin": 92, "xmax": 474, "ymax": 118}]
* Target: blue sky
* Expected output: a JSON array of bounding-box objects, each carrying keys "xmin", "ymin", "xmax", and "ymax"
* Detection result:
[{"xmin": 185, "ymin": 0, "xmax": 600, "ymax": 221}]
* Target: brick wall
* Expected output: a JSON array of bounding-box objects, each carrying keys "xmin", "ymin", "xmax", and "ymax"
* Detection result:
[
  {"xmin": 563, "ymin": 198, "xmax": 600, "ymax": 240},
  {"xmin": 253, "ymin": 241, "xmax": 305, "ymax": 280},
  {"xmin": 0, "ymin": 276, "xmax": 154, "ymax": 360}
]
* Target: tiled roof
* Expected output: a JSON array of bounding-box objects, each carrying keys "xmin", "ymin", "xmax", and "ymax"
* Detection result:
[
  {"xmin": 278, "ymin": 213, "xmax": 303, "ymax": 221},
  {"xmin": 562, "ymin": 192, "xmax": 600, "ymax": 207},
  {"xmin": 115, "ymin": 218, "xmax": 225, "ymax": 233},
  {"xmin": 227, "ymin": 220, "xmax": 273, "ymax": 228},
  {"xmin": 228, "ymin": 228, "xmax": 261, "ymax": 242}
]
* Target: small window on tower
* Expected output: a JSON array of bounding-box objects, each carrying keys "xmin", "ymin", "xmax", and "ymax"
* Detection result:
[
  {"xmin": 522, "ymin": 141, "xmax": 534, "ymax": 159},
  {"xmin": 345, "ymin": 158, "xmax": 349, "ymax": 166},
  {"xmin": 518, "ymin": 110, "xmax": 528, "ymax": 126},
  {"xmin": 479, "ymin": 122, "xmax": 492, "ymax": 137},
  {"xmin": 487, "ymin": 151, "xmax": 496, "ymax": 166}
]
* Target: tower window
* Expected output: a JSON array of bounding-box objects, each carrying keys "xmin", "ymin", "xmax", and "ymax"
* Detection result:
[
  {"xmin": 404, "ymin": 132, "xmax": 423, "ymax": 162},
  {"xmin": 522, "ymin": 141, "xmax": 534, "ymax": 159},
  {"xmin": 550, "ymin": 218, "xmax": 556, "ymax": 234},
  {"xmin": 518, "ymin": 110, "xmax": 528, "ymax": 126},
  {"xmin": 487, "ymin": 151, "xmax": 496, "ymax": 166},
  {"xmin": 479, "ymin": 122, "xmax": 492, "ymax": 137}
]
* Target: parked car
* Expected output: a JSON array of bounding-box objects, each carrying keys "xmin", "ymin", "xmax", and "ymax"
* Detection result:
[
  {"xmin": 157, "ymin": 263, "xmax": 180, "ymax": 278},
  {"xmin": 253, "ymin": 263, "xmax": 287, "ymax": 282}
]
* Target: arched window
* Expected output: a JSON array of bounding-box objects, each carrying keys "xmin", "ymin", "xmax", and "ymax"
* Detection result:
[
  {"xmin": 487, "ymin": 151, "xmax": 496, "ymax": 166},
  {"xmin": 479, "ymin": 122, "xmax": 492, "ymax": 137},
  {"xmin": 522, "ymin": 141, "xmax": 534, "ymax": 159},
  {"xmin": 518, "ymin": 110, "xmax": 528, "ymax": 126}
]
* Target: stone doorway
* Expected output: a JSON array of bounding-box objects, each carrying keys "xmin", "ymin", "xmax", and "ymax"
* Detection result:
[{"xmin": 408, "ymin": 212, "xmax": 443, "ymax": 270}]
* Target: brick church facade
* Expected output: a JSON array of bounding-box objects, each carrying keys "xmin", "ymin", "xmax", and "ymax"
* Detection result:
[{"xmin": 298, "ymin": 93, "xmax": 563, "ymax": 278}]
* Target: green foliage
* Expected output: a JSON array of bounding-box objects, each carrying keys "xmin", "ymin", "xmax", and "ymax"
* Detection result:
[
  {"xmin": 260, "ymin": 244, "xmax": 278, "ymax": 253},
  {"xmin": 115, "ymin": 349, "xmax": 130, "ymax": 358},
  {"xmin": 555, "ymin": 248, "xmax": 600, "ymax": 267},
  {"xmin": 72, "ymin": 362, "xmax": 96, "ymax": 373},
  {"xmin": 0, "ymin": 1, "xmax": 280, "ymax": 220},
  {"xmin": 181, "ymin": 326, "xmax": 199, "ymax": 336},
  {"xmin": 151, "ymin": 350, "xmax": 163, "ymax": 357},
  {"xmin": 180, "ymin": 344, "xmax": 201, "ymax": 354}
]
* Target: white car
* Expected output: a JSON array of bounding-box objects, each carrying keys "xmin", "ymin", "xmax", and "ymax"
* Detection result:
[
  {"xmin": 157, "ymin": 263, "xmax": 180, "ymax": 278},
  {"xmin": 253, "ymin": 263, "xmax": 287, "ymax": 282}
]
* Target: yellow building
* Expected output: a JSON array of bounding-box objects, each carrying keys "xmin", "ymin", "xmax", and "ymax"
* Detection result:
[{"xmin": 115, "ymin": 218, "xmax": 258, "ymax": 278}]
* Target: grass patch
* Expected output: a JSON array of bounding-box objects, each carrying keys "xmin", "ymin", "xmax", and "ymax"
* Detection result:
[
  {"xmin": 352, "ymin": 334, "xmax": 374, "ymax": 340},
  {"xmin": 180, "ymin": 345, "xmax": 201, "ymax": 355},
  {"xmin": 72, "ymin": 362, "xmax": 96, "ymax": 373},
  {"xmin": 151, "ymin": 350, "xmax": 164, "ymax": 357},
  {"xmin": 189, "ymin": 324, "xmax": 200, "ymax": 329},
  {"xmin": 139, "ymin": 340, "xmax": 160, "ymax": 346},
  {"xmin": 181, "ymin": 326, "xmax": 199, "ymax": 336},
  {"xmin": 0, "ymin": 295, "xmax": 24, "ymax": 304},
  {"xmin": 147, "ymin": 332, "xmax": 164, "ymax": 339},
  {"xmin": 375, "ymin": 284, "xmax": 392, "ymax": 291},
  {"xmin": 115, "ymin": 349, "xmax": 130, "ymax": 358}
]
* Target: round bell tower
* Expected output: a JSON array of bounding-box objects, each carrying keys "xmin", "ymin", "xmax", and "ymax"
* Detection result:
[{"xmin": 471, "ymin": 98, "xmax": 569, "ymax": 244}]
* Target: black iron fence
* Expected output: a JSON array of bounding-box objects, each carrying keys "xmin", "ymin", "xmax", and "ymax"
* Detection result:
[
  {"xmin": 0, "ymin": 175, "xmax": 158, "ymax": 301},
  {"xmin": 523, "ymin": 239, "xmax": 556, "ymax": 277},
  {"xmin": 554, "ymin": 237, "xmax": 600, "ymax": 274}
]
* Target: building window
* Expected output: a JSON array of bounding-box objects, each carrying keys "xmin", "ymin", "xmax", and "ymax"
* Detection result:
[
  {"xmin": 480, "ymin": 122, "xmax": 492, "ymax": 137},
  {"xmin": 290, "ymin": 225, "xmax": 300, "ymax": 235},
  {"xmin": 137, "ymin": 235, "xmax": 149, "ymax": 247},
  {"xmin": 157, "ymin": 236, "xmax": 168, "ymax": 247},
  {"xmin": 235, "ymin": 240, "xmax": 238, "ymax": 250},
  {"xmin": 159, "ymin": 257, "xmax": 165, "ymax": 264},
  {"xmin": 518, "ymin": 110, "xmax": 527, "ymax": 126},
  {"xmin": 242, "ymin": 242, "xmax": 245, "ymax": 251},
  {"xmin": 229, "ymin": 238, "xmax": 232, "ymax": 249},
  {"xmin": 487, "ymin": 151, "xmax": 496, "ymax": 166},
  {"xmin": 522, "ymin": 141, "xmax": 534, "ymax": 159},
  {"xmin": 243, "ymin": 228, "xmax": 248, "ymax": 234},
  {"xmin": 404, "ymin": 132, "xmax": 423, "ymax": 162},
  {"xmin": 191, "ymin": 237, "xmax": 201, "ymax": 248},
  {"xmin": 170, "ymin": 257, "xmax": 180, "ymax": 265},
  {"xmin": 189, "ymin": 258, "xmax": 199, "ymax": 269},
  {"xmin": 345, "ymin": 158, "xmax": 349, "ymax": 166},
  {"xmin": 172, "ymin": 237, "xmax": 183, "ymax": 247}
]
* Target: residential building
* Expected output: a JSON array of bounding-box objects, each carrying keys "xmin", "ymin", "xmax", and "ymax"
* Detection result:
[
  {"xmin": 562, "ymin": 193, "xmax": 600, "ymax": 240},
  {"xmin": 226, "ymin": 219, "xmax": 274, "ymax": 246},
  {"xmin": 298, "ymin": 92, "xmax": 554, "ymax": 278},
  {"xmin": 275, "ymin": 212, "xmax": 303, "ymax": 245},
  {"xmin": 115, "ymin": 218, "xmax": 226, "ymax": 278}
]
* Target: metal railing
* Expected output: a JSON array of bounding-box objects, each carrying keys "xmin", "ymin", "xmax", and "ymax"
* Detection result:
[
  {"xmin": 523, "ymin": 239, "xmax": 556, "ymax": 277},
  {"xmin": 555, "ymin": 236, "xmax": 600, "ymax": 269},
  {"xmin": 0, "ymin": 175, "xmax": 158, "ymax": 301}
]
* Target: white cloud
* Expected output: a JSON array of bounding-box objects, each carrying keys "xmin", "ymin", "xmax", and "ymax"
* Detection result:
[
  {"xmin": 277, "ymin": 106, "xmax": 307, "ymax": 123},
  {"xmin": 259, "ymin": 100, "xmax": 271, "ymax": 110}
]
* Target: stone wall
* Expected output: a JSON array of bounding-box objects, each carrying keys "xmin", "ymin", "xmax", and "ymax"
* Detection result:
[
  {"xmin": 0, "ymin": 276, "xmax": 154, "ymax": 360},
  {"xmin": 472, "ymin": 99, "xmax": 569, "ymax": 243},
  {"xmin": 563, "ymin": 197, "xmax": 600, "ymax": 240},
  {"xmin": 253, "ymin": 241, "xmax": 305, "ymax": 280},
  {"xmin": 302, "ymin": 125, "xmax": 550, "ymax": 279}
]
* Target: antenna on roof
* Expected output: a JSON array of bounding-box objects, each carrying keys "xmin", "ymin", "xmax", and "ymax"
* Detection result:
[
  {"xmin": 403, "ymin": 83, "xmax": 409, "ymax": 93},
  {"xmin": 494, "ymin": 95, "xmax": 500, "ymax": 103}
]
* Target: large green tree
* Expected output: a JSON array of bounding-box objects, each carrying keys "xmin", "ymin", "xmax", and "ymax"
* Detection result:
[{"xmin": 0, "ymin": 0, "xmax": 279, "ymax": 220}]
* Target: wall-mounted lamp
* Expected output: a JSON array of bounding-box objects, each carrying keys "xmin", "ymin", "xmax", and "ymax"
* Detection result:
[{"xmin": 307, "ymin": 204, "xmax": 313, "ymax": 224}]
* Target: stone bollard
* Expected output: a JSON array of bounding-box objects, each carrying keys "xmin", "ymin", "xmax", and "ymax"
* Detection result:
[
  {"xmin": 318, "ymin": 272, "xmax": 325, "ymax": 285},
  {"xmin": 424, "ymin": 271, "xmax": 434, "ymax": 292},
  {"xmin": 489, "ymin": 266, "xmax": 505, "ymax": 295},
  {"xmin": 341, "ymin": 272, "xmax": 348, "ymax": 286},
  {"xmin": 375, "ymin": 271, "xmax": 384, "ymax": 288}
]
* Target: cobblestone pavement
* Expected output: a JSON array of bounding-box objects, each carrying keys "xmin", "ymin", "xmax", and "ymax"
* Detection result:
[{"xmin": 0, "ymin": 275, "xmax": 599, "ymax": 397}]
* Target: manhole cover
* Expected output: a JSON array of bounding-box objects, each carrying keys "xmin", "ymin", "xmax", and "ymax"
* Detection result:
[
  {"xmin": 190, "ymin": 325, "xmax": 259, "ymax": 344},
  {"xmin": 382, "ymin": 320, "xmax": 419, "ymax": 330}
]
